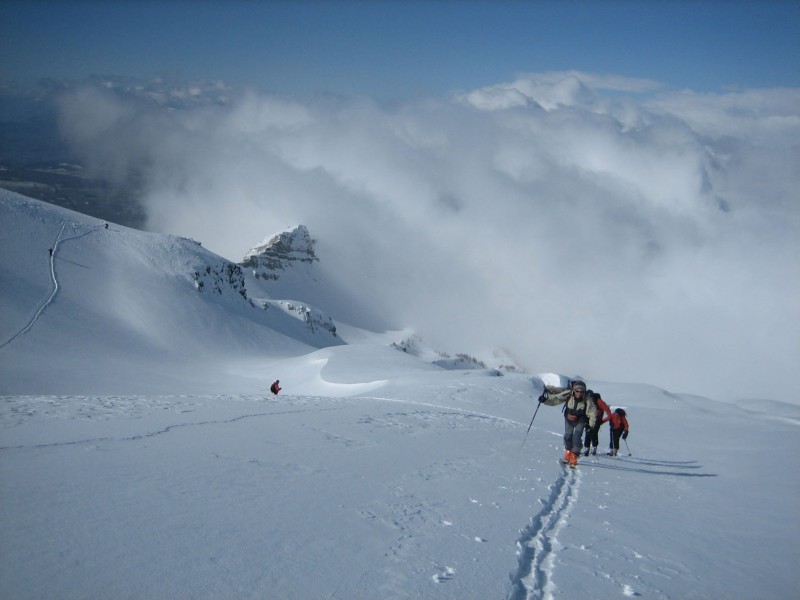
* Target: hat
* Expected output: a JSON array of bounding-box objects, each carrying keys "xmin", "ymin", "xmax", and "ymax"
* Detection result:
[{"xmin": 571, "ymin": 380, "xmax": 587, "ymax": 391}]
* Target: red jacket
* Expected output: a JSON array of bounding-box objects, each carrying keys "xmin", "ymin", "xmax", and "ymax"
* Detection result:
[
  {"xmin": 595, "ymin": 397, "xmax": 612, "ymax": 421},
  {"xmin": 604, "ymin": 410, "xmax": 629, "ymax": 431}
]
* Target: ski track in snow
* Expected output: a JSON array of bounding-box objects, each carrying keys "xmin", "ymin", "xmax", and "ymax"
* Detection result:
[
  {"xmin": 0, "ymin": 395, "xmax": 347, "ymax": 451},
  {"xmin": 364, "ymin": 393, "xmax": 585, "ymax": 599},
  {"xmin": 0, "ymin": 222, "xmax": 100, "ymax": 350},
  {"xmin": 365, "ymin": 391, "xmax": 591, "ymax": 600},
  {"xmin": 361, "ymin": 395, "xmax": 524, "ymax": 431},
  {"xmin": 2, "ymin": 391, "xmax": 583, "ymax": 597},
  {"xmin": 508, "ymin": 464, "xmax": 581, "ymax": 600}
]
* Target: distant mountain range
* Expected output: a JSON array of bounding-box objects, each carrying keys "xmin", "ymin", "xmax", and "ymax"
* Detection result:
[{"xmin": 0, "ymin": 75, "xmax": 234, "ymax": 230}]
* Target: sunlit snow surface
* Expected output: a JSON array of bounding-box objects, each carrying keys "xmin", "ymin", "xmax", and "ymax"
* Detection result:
[{"xmin": 2, "ymin": 368, "xmax": 799, "ymax": 599}]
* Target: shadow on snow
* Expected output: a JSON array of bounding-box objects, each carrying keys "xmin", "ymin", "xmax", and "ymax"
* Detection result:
[{"xmin": 584, "ymin": 457, "xmax": 717, "ymax": 478}]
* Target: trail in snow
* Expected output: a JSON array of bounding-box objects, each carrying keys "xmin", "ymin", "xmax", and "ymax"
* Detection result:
[
  {"xmin": 1, "ymin": 390, "xmax": 588, "ymax": 599},
  {"xmin": 508, "ymin": 465, "xmax": 581, "ymax": 600},
  {"xmin": 361, "ymin": 395, "xmax": 526, "ymax": 430},
  {"xmin": 362, "ymin": 392, "xmax": 587, "ymax": 599},
  {"xmin": 0, "ymin": 222, "xmax": 100, "ymax": 350},
  {"xmin": 0, "ymin": 403, "xmax": 348, "ymax": 451},
  {"xmin": 362, "ymin": 393, "xmax": 587, "ymax": 600}
]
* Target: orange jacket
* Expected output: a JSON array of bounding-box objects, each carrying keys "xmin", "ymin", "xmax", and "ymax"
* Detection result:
[
  {"xmin": 604, "ymin": 410, "xmax": 629, "ymax": 431},
  {"xmin": 595, "ymin": 397, "xmax": 612, "ymax": 421}
]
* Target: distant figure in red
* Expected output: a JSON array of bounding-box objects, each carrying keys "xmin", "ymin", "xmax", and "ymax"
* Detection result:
[{"xmin": 270, "ymin": 380, "xmax": 281, "ymax": 395}]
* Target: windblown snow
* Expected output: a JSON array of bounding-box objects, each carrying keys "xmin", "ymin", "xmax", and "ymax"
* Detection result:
[{"xmin": 1, "ymin": 190, "xmax": 798, "ymax": 599}]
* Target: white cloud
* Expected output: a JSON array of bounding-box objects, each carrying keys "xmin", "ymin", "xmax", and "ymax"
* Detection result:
[
  {"xmin": 54, "ymin": 72, "xmax": 800, "ymax": 402},
  {"xmin": 458, "ymin": 70, "xmax": 663, "ymax": 112}
]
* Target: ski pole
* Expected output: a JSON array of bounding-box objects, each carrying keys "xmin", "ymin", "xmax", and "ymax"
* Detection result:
[
  {"xmin": 624, "ymin": 438, "xmax": 632, "ymax": 456},
  {"xmin": 520, "ymin": 401, "xmax": 542, "ymax": 449}
]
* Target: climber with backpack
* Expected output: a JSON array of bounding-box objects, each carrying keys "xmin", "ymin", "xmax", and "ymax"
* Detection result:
[
  {"xmin": 583, "ymin": 391, "xmax": 612, "ymax": 456},
  {"xmin": 538, "ymin": 379, "xmax": 597, "ymax": 467},
  {"xmin": 270, "ymin": 380, "xmax": 281, "ymax": 395},
  {"xmin": 604, "ymin": 407, "xmax": 629, "ymax": 456}
]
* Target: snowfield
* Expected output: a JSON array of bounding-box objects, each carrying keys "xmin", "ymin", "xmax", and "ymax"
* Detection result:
[{"xmin": 1, "ymin": 191, "xmax": 798, "ymax": 599}]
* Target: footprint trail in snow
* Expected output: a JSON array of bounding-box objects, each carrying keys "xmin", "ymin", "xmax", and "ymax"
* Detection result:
[{"xmin": 508, "ymin": 465, "xmax": 581, "ymax": 600}]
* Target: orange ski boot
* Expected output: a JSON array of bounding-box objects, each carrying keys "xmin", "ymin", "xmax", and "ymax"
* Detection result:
[{"xmin": 569, "ymin": 451, "xmax": 579, "ymax": 467}]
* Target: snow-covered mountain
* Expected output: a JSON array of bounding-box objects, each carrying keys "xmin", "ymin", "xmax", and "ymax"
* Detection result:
[
  {"xmin": 241, "ymin": 225, "xmax": 318, "ymax": 279},
  {"xmin": 0, "ymin": 190, "xmax": 343, "ymax": 395},
  {"xmin": 240, "ymin": 225, "xmax": 340, "ymax": 340},
  {"xmin": 1, "ymin": 191, "xmax": 798, "ymax": 599}
]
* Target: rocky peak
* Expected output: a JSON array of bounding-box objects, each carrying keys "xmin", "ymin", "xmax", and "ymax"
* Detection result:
[{"xmin": 240, "ymin": 225, "xmax": 317, "ymax": 279}]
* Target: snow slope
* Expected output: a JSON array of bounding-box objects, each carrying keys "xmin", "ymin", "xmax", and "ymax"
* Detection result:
[
  {"xmin": 1, "ymin": 192, "xmax": 798, "ymax": 599},
  {"xmin": 0, "ymin": 190, "xmax": 341, "ymax": 394}
]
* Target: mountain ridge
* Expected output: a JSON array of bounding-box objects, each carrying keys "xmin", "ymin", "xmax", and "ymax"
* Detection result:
[{"xmin": 0, "ymin": 190, "xmax": 341, "ymax": 394}]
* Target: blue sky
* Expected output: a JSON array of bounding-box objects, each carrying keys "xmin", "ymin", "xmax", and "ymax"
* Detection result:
[{"xmin": 2, "ymin": 1, "xmax": 799, "ymax": 99}]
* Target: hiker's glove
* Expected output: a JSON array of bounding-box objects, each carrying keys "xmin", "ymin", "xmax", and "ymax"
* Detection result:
[
  {"xmin": 538, "ymin": 393, "xmax": 547, "ymax": 403},
  {"xmin": 622, "ymin": 431, "xmax": 628, "ymax": 440}
]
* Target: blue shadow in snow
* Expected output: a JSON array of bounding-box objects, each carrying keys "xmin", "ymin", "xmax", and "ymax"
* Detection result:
[{"xmin": 585, "ymin": 457, "xmax": 717, "ymax": 477}]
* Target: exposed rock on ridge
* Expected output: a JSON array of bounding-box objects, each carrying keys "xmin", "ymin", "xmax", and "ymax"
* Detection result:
[
  {"xmin": 241, "ymin": 225, "xmax": 316, "ymax": 280},
  {"xmin": 240, "ymin": 225, "xmax": 337, "ymax": 339}
]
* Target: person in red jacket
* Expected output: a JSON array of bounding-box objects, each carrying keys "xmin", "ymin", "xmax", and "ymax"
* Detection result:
[
  {"xmin": 604, "ymin": 408, "xmax": 629, "ymax": 456},
  {"xmin": 270, "ymin": 380, "xmax": 281, "ymax": 395},
  {"xmin": 583, "ymin": 391, "xmax": 612, "ymax": 456}
]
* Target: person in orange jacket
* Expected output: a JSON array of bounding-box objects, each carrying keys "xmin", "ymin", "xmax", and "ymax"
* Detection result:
[
  {"xmin": 583, "ymin": 391, "xmax": 612, "ymax": 456},
  {"xmin": 604, "ymin": 408, "xmax": 629, "ymax": 456}
]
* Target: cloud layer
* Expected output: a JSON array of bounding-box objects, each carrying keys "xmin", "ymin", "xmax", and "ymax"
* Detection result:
[{"xmin": 55, "ymin": 72, "xmax": 800, "ymax": 402}]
